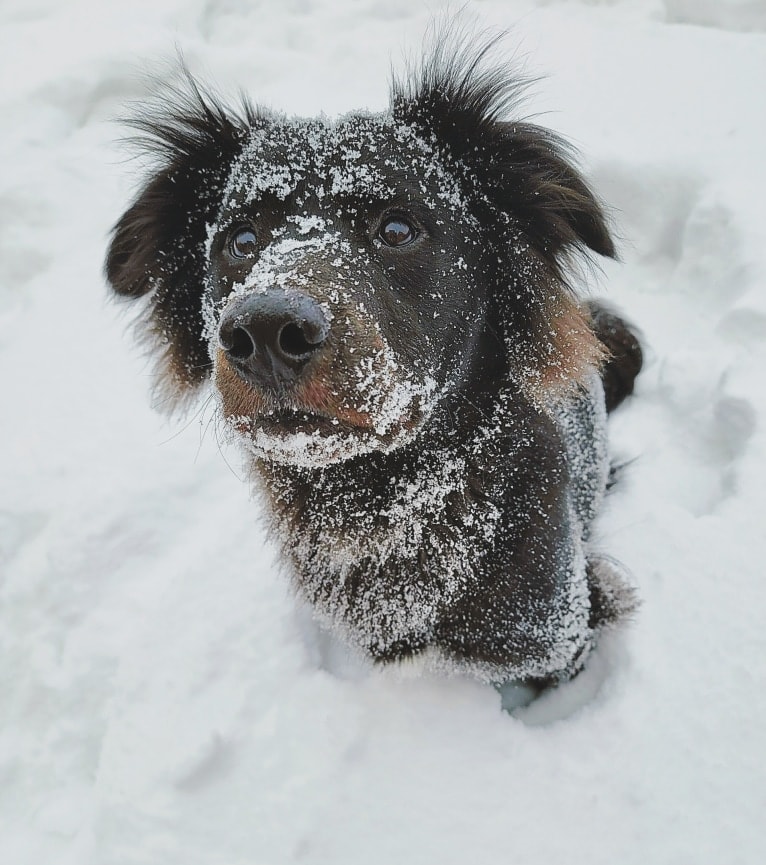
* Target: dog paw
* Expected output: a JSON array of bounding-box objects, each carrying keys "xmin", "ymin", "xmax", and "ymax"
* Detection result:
[
  {"xmin": 496, "ymin": 680, "xmax": 540, "ymax": 712},
  {"xmin": 508, "ymin": 630, "xmax": 626, "ymax": 725}
]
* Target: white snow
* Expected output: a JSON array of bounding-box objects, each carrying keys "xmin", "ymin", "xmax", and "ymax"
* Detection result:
[{"xmin": 1, "ymin": 1, "xmax": 765, "ymax": 863}]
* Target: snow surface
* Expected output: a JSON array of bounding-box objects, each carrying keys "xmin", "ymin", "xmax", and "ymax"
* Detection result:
[{"xmin": 1, "ymin": 0, "xmax": 765, "ymax": 863}]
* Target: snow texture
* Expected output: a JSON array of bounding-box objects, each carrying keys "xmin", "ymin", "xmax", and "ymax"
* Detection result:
[{"xmin": 1, "ymin": 1, "xmax": 766, "ymax": 864}]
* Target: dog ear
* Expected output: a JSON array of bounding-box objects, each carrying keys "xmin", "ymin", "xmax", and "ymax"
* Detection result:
[
  {"xmin": 392, "ymin": 36, "xmax": 614, "ymax": 399},
  {"xmin": 484, "ymin": 121, "xmax": 614, "ymax": 261},
  {"xmin": 105, "ymin": 79, "xmax": 257, "ymax": 404},
  {"xmin": 472, "ymin": 121, "xmax": 614, "ymax": 399}
]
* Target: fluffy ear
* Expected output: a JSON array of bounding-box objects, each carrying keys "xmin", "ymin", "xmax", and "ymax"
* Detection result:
[
  {"xmin": 392, "ymin": 33, "xmax": 615, "ymax": 398},
  {"xmin": 473, "ymin": 121, "xmax": 614, "ymax": 398},
  {"xmin": 105, "ymin": 77, "xmax": 258, "ymax": 405},
  {"xmin": 481, "ymin": 120, "xmax": 614, "ymax": 261}
]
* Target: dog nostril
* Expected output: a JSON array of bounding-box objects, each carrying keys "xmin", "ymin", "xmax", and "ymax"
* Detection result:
[
  {"xmin": 219, "ymin": 292, "xmax": 328, "ymax": 383},
  {"xmin": 227, "ymin": 326, "xmax": 256, "ymax": 360},
  {"xmin": 279, "ymin": 322, "xmax": 323, "ymax": 358}
]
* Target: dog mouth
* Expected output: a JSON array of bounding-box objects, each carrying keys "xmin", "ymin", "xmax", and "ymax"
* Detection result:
[
  {"xmin": 213, "ymin": 344, "xmax": 438, "ymax": 466},
  {"xmin": 231, "ymin": 405, "xmax": 377, "ymax": 438},
  {"xmin": 224, "ymin": 400, "xmax": 422, "ymax": 468},
  {"xmin": 218, "ymin": 378, "xmax": 434, "ymax": 468}
]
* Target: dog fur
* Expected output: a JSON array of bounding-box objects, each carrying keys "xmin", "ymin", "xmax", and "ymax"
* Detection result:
[{"xmin": 106, "ymin": 36, "xmax": 641, "ymax": 685}]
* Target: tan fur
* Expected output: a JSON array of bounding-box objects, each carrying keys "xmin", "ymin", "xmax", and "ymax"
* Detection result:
[{"xmin": 522, "ymin": 297, "xmax": 608, "ymax": 404}]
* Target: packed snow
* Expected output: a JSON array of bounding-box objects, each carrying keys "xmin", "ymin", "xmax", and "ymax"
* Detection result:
[{"xmin": 1, "ymin": 1, "xmax": 765, "ymax": 863}]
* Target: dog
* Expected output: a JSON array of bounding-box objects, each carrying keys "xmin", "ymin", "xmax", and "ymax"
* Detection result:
[{"xmin": 105, "ymin": 36, "xmax": 642, "ymax": 687}]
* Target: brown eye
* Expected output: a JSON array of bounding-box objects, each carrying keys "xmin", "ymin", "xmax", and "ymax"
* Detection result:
[
  {"xmin": 228, "ymin": 225, "xmax": 258, "ymax": 259},
  {"xmin": 379, "ymin": 217, "xmax": 416, "ymax": 248}
]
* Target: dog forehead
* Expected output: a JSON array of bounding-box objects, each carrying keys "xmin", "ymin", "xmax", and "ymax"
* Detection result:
[{"xmin": 224, "ymin": 112, "xmax": 446, "ymax": 205}]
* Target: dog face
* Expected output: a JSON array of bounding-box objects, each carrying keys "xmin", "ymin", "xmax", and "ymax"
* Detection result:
[
  {"xmin": 204, "ymin": 114, "xmax": 490, "ymax": 466},
  {"xmin": 106, "ymin": 42, "xmax": 615, "ymax": 468}
]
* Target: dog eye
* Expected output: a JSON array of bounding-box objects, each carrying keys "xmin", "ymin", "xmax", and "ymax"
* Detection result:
[
  {"xmin": 228, "ymin": 225, "xmax": 258, "ymax": 259},
  {"xmin": 379, "ymin": 217, "xmax": 416, "ymax": 248}
]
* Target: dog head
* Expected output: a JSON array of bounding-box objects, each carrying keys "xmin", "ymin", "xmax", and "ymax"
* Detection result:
[{"xmin": 106, "ymin": 39, "xmax": 614, "ymax": 467}]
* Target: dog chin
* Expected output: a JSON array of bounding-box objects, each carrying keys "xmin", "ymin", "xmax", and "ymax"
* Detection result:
[{"xmin": 227, "ymin": 414, "xmax": 422, "ymax": 468}]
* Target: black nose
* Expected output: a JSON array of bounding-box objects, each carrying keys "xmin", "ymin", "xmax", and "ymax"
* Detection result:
[{"xmin": 218, "ymin": 290, "xmax": 329, "ymax": 390}]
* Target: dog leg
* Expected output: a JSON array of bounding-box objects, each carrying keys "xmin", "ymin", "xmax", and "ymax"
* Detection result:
[
  {"xmin": 586, "ymin": 301, "xmax": 643, "ymax": 413},
  {"xmin": 586, "ymin": 556, "xmax": 639, "ymax": 630}
]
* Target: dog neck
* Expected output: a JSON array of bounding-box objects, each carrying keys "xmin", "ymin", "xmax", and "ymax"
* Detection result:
[{"xmin": 249, "ymin": 376, "xmax": 532, "ymax": 660}]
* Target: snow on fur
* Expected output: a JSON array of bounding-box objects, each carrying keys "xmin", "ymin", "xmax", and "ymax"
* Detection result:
[{"xmin": 2, "ymin": 3, "xmax": 765, "ymax": 865}]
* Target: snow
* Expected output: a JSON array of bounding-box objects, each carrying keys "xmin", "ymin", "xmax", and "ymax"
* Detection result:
[{"xmin": 1, "ymin": 0, "xmax": 765, "ymax": 863}]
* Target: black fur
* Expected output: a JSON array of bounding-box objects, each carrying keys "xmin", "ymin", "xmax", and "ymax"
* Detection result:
[
  {"xmin": 106, "ymin": 36, "xmax": 642, "ymax": 685},
  {"xmin": 107, "ymin": 79, "xmax": 263, "ymax": 397}
]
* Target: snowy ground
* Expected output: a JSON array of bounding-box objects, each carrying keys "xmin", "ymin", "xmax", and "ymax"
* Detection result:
[{"xmin": 2, "ymin": 0, "xmax": 766, "ymax": 863}]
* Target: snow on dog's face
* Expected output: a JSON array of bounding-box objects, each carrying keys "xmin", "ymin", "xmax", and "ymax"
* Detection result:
[
  {"xmin": 105, "ymin": 39, "xmax": 615, "ymax": 464},
  {"xmin": 203, "ymin": 114, "xmax": 486, "ymax": 466}
]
